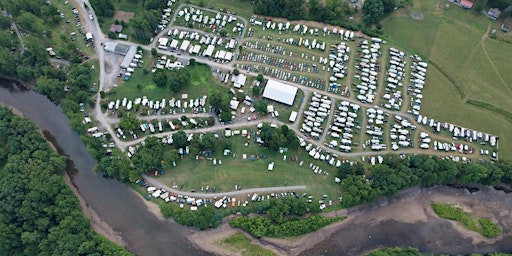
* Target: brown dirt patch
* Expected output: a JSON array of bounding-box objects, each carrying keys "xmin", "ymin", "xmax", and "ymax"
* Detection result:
[{"xmin": 114, "ymin": 11, "xmax": 135, "ymax": 23}]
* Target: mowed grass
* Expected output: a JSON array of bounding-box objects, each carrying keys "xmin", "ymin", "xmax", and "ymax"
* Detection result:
[
  {"xmin": 218, "ymin": 232, "xmax": 276, "ymax": 256},
  {"xmin": 107, "ymin": 64, "xmax": 230, "ymax": 102},
  {"xmin": 158, "ymin": 135, "xmax": 342, "ymax": 199},
  {"xmin": 420, "ymin": 65, "xmax": 512, "ymax": 158},
  {"xmin": 382, "ymin": 0, "xmax": 512, "ymax": 160}
]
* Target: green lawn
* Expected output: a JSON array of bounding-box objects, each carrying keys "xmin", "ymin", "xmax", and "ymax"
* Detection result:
[
  {"xmin": 218, "ymin": 232, "xmax": 276, "ymax": 256},
  {"xmin": 107, "ymin": 64, "xmax": 230, "ymax": 102},
  {"xmin": 156, "ymin": 134, "xmax": 342, "ymax": 200}
]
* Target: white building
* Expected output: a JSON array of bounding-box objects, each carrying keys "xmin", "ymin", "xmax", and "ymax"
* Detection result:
[
  {"xmin": 262, "ymin": 79, "xmax": 298, "ymax": 106},
  {"xmin": 231, "ymin": 74, "xmax": 247, "ymax": 88}
]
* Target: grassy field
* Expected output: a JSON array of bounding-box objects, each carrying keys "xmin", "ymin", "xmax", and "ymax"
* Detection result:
[
  {"xmin": 107, "ymin": 64, "xmax": 230, "ymax": 102},
  {"xmin": 156, "ymin": 134, "xmax": 342, "ymax": 200},
  {"xmin": 382, "ymin": 0, "xmax": 512, "ymax": 160},
  {"xmin": 431, "ymin": 202, "xmax": 501, "ymax": 238},
  {"xmin": 217, "ymin": 232, "xmax": 276, "ymax": 256}
]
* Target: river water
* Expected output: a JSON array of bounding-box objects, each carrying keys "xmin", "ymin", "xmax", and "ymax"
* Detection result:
[{"xmin": 0, "ymin": 80, "xmax": 208, "ymax": 256}]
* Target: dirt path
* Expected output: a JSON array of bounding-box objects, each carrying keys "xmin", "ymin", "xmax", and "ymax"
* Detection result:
[{"xmin": 480, "ymin": 23, "xmax": 512, "ymax": 95}]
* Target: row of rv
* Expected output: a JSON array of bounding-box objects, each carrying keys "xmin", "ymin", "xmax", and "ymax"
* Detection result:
[
  {"xmin": 408, "ymin": 55, "xmax": 428, "ymax": 116},
  {"xmin": 177, "ymin": 6, "xmax": 244, "ymax": 35},
  {"xmin": 382, "ymin": 47, "xmax": 407, "ymax": 110},
  {"xmin": 156, "ymin": 0, "xmax": 179, "ymax": 31},
  {"xmin": 250, "ymin": 17, "xmax": 357, "ymax": 41},
  {"xmin": 417, "ymin": 115, "xmax": 498, "ymax": 147},
  {"xmin": 122, "ymin": 51, "xmax": 144, "ymax": 79},
  {"xmin": 300, "ymin": 92, "xmax": 332, "ymax": 140},
  {"xmin": 327, "ymin": 101, "xmax": 361, "ymax": 152},
  {"xmin": 354, "ymin": 39, "xmax": 382, "ymax": 104},
  {"xmin": 108, "ymin": 95, "xmax": 207, "ymax": 112},
  {"xmin": 328, "ymin": 42, "xmax": 350, "ymax": 92}
]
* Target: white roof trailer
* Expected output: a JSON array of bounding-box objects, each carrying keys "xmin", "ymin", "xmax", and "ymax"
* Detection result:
[{"xmin": 289, "ymin": 111, "xmax": 298, "ymax": 122}]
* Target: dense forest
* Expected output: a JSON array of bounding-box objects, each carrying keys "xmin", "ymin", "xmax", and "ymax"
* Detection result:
[
  {"xmin": 338, "ymin": 154, "xmax": 512, "ymax": 207},
  {"xmin": 0, "ymin": 107, "xmax": 131, "ymax": 255}
]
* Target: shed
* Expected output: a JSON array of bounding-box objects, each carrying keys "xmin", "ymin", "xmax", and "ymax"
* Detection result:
[
  {"xmin": 289, "ymin": 111, "xmax": 298, "ymax": 122},
  {"xmin": 501, "ymin": 24, "xmax": 510, "ymax": 33},
  {"xmin": 488, "ymin": 8, "xmax": 501, "ymax": 20},
  {"xmin": 460, "ymin": 0, "xmax": 473, "ymax": 9},
  {"xmin": 109, "ymin": 24, "xmax": 123, "ymax": 33},
  {"xmin": 262, "ymin": 79, "xmax": 298, "ymax": 106},
  {"xmin": 267, "ymin": 162, "xmax": 274, "ymax": 171}
]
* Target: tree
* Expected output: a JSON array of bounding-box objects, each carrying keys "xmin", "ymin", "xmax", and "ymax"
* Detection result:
[
  {"xmin": 256, "ymin": 73, "xmax": 264, "ymax": 82},
  {"xmin": 255, "ymin": 100, "xmax": 268, "ymax": 115},
  {"xmin": 89, "ymin": 0, "xmax": 114, "ymax": 17},
  {"xmin": 151, "ymin": 48, "xmax": 157, "ymax": 56},
  {"xmin": 152, "ymin": 69, "xmax": 168, "ymax": 87},
  {"xmin": 162, "ymin": 149, "xmax": 179, "ymax": 169},
  {"xmin": 168, "ymin": 68, "xmax": 190, "ymax": 92},
  {"xmin": 172, "ymin": 131, "xmax": 188, "ymax": 149},
  {"xmin": 252, "ymin": 86, "xmax": 261, "ymax": 96},
  {"xmin": 220, "ymin": 111, "xmax": 232, "ymax": 122},
  {"xmin": 199, "ymin": 133, "xmax": 217, "ymax": 151},
  {"xmin": 119, "ymin": 114, "xmax": 140, "ymax": 131},
  {"xmin": 233, "ymin": 69, "xmax": 240, "ymax": 76},
  {"xmin": 363, "ymin": 0, "xmax": 384, "ymax": 24}
]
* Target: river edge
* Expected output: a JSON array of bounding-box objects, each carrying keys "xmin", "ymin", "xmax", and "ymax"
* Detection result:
[
  {"xmin": 184, "ymin": 185, "xmax": 512, "ymax": 256},
  {"xmin": 0, "ymin": 102, "xmax": 128, "ymax": 249}
]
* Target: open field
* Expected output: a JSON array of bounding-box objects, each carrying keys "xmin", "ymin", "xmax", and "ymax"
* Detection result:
[
  {"xmin": 156, "ymin": 135, "xmax": 342, "ymax": 200},
  {"xmin": 107, "ymin": 64, "xmax": 229, "ymax": 102},
  {"xmin": 382, "ymin": 0, "xmax": 512, "ymax": 160}
]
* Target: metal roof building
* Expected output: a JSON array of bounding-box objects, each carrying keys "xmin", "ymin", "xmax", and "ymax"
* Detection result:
[{"xmin": 262, "ymin": 79, "xmax": 298, "ymax": 106}]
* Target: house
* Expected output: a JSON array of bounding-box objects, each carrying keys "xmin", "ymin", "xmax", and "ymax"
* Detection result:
[
  {"xmin": 501, "ymin": 24, "xmax": 510, "ymax": 33},
  {"xmin": 487, "ymin": 8, "xmax": 501, "ymax": 20},
  {"xmin": 459, "ymin": 0, "xmax": 473, "ymax": 9},
  {"xmin": 109, "ymin": 24, "xmax": 123, "ymax": 33}
]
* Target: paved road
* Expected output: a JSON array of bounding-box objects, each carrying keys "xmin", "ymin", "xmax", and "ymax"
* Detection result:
[{"xmin": 143, "ymin": 174, "xmax": 306, "ymax": 198}]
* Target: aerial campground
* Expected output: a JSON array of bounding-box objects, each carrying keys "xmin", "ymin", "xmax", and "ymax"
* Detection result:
[{"xmin": 2, "ymin": 0, "xmax": 512, "ymax": 255}]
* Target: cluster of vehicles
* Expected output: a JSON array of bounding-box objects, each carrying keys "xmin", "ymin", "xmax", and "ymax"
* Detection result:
[
  {"xmin": 300, "ymin": 92, "xmax": 332, "ymax": 140},
  {"xmin": 389, "ymin": 115, "xmax": 416, "ymax": 150},
  {"xmin": 239, "ymin": 51, "xmax": 319, "ymax": 73},
  {"xmin": 176, "ymin": 6, "xmax": 244, "ymax": 36},
  {"xmin": 121, "ymin": 51, "xmax": 143, "ymax": 80},
  {"xmin": 408, "ymin": 55, "xmax": 428, "ymax": 115},
  {"xmin": 382, "ymin": 47, "xmax": 406, "ymax": 110},
  {"xmin": 353, "ymin": 39, "xmax": 382, "ymax": 104},
  {"xmin": 328, "ymin": 42, "xmax": 350, "ymax": 94},
  {"xmin": 364, "ymin": 108, "xmax": 388, "ymax": 151},
  {"xmin": 327, "ymin": 101, "xmax": 361, "ymax": 152},
  {"xmin": 107, "ymin": 95, "xmax": 208, "ymax": 115}
]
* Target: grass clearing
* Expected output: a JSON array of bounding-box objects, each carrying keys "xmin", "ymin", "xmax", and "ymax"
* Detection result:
[
  {"xmin": 157, "ymin": 134, "xmax": 342, "ymax": 200},
  {"xmin": 107, "ymin": 64, "xmax": 229, "ymax": 102},
  {"xmin": 431, "ymin": 202, "xmax": 501, "ymax": 238},
  {"xmin": 218, "ymin": 232, "xmax": 276, "ymax": 256}
]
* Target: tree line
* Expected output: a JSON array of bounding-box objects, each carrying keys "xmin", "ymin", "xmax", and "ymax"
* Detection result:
[
  {"xmin": 0, "ymin": 107, "xmax": 131, "ymax": 255},
  {"xmin": 251, "ymin": 0, "xmax": 404, "ymax": 35},
  {"xmin": 338, "ymin": 154, "xmax": 512, "ymax": 208}
]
